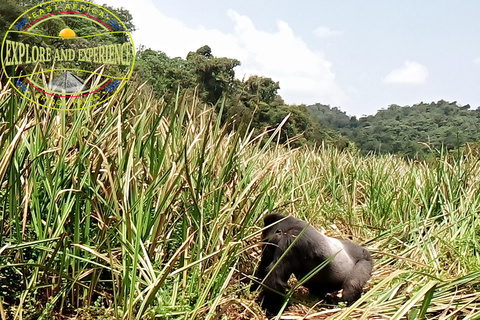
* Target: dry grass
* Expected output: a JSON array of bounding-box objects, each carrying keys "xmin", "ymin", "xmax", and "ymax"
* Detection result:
[{"xmin": 1, "ymin": 78, "xmax": 480, "ymax": 319}]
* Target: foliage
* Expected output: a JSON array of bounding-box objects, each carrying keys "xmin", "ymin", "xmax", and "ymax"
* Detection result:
[
  {"xmin": 307, "ymin": 102, "xmax": 357, "ymax": 135},
  {"xmin": 3, "ymin": 81, "xmax": 480, "ymax": 319},
  {"xmin": 0, "ymin": 79, "xmax": 271, "ymax": 319},
  {"xmin": 3, "ymin": 2, "xmax": 480, "ymax": 320},
  {"xmin": 308, "ymin": 101, "xmax": 480, "ymax": 158},
  {"xmin": 134, "ymin": 48, "xmax": 195, "ymax": 96},
  {"xmin": 186, "ymin": 45, "xmax": 240, "ymax": 104},
  {"xmin": 0, "ymin": 0, "xmax": 24, "ymax": 42},
  {"xmin": 134, "ymin": 47, "xmax": 347, "ymax": 148},
  {"xmin": 249, "ymin": 103, "xmax": 349, "ymax": 148}
]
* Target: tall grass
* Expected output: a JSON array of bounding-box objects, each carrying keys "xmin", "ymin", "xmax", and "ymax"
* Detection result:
[{"xmin": 1, "ymin": 78, "xmax": 480, "ymax": 319}]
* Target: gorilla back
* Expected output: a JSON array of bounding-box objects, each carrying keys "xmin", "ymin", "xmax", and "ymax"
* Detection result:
[{"xmin": 253, "ymin": 213, "xmax": 373, "ymax": 314}]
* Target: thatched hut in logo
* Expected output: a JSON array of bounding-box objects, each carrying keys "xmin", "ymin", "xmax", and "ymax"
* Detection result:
[{"xmin": 48, "ymin": 71, "xmax": 87, "ymax": 94}]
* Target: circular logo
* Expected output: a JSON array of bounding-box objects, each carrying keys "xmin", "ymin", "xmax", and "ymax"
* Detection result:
[{"xmin": 1, "ymin": 0, "xmax": 135, "ymax": 110}]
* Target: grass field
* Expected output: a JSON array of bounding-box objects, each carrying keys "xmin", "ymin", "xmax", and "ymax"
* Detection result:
[{"xmin": 1, "ymin": 79, "xmax": 480, "ymax": 319}]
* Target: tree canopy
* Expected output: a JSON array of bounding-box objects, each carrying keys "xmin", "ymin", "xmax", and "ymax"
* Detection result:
[
  {"xmin": 308, "ymin": 101, "xmax": 480, "ymax": 158},
  {"xmin": 134, "ymin": 46, "xmax": 347, "ymax": 148}
]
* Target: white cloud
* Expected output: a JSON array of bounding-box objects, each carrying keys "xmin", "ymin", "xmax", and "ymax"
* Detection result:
[
  {"xmin": 313, "ymin": 26, "xmax": 342, "ymax": 38},
  {"xmin": 100, "ymin": 0, "xmax": 346, "ymax": 106},
  {"xmin": 384, "ymin": 61, "xmax": 428, "ymax": 84},
  {"xmin": 227, "ymin": 10, "xmax": 346, "ymax": 105},
  {"xmin": 474, "ymin": 57, "xmax": 480, "ymax": 65},
  {"xmin": 101, "ymin": 0, "xmax": 242, "ymax": 59}
]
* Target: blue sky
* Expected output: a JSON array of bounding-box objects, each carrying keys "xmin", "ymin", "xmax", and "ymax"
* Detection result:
[{"xmin": 102, "ymin": 0, "xmax": 480, "ymax": 116}]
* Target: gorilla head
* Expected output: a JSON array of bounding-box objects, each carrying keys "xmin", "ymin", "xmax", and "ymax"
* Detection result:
[{"xmin": 252, "ymin": 213, "xmax": 373, "ymax": 315}]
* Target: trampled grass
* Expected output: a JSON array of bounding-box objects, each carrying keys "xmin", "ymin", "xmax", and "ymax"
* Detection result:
[{"xmin": 1, "ymin": 79, "xmax": 480, "ymax": 319}]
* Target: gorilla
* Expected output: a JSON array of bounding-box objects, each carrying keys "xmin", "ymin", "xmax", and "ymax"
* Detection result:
[{"xmin": 252, "ymin": 213, "xmax": 373, "ymax": 314}]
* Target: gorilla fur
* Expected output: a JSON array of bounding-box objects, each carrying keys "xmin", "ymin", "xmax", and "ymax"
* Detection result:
[{"xmin": 252, "ymin": 213, "xmax": 373, "ymax": 314}]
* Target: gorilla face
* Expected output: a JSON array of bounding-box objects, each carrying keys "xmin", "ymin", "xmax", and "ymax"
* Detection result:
[{"xmin": 252, "ymin": 213, "xmax": 373, "ymax": 315}]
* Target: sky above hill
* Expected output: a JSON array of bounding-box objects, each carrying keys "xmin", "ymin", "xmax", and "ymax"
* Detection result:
[{"xmin": 101, "ymin": 0, "xmax": 480, "ymax": 116}]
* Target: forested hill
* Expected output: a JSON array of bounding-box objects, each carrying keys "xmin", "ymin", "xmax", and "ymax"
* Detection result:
[{"xmin": 308, "ymin": 101, "xmax": 480, "ymax": 158}]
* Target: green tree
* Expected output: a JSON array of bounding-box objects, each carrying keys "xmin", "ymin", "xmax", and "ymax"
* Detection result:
[
  {"xmin": 186, "ymin": 45, "xmax": 240, "ymax": 104},
  {"xmin": 134, "ymin": 49, "xmax": 195, "ymax": 95}
]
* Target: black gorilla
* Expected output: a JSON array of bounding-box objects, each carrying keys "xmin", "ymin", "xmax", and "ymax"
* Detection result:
[{"xmin": 252, "ymin": 213, "xmax": 373, "ymax": 314}]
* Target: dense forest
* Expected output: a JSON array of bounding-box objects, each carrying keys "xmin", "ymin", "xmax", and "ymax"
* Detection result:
[
  {"xmin": 135, "ymin": 45, "xmax": 480, "ymax": 157},
  {"xmin": 133, "ymin": 46, "xmax": 348, "ymax": 148},
  {"xmin": 308, "ymin": 101, "xmax": 480, "ymax": 158}
]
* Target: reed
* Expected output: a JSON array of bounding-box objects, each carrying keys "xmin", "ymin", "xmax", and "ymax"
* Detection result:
[{"xmin": 1, "ymin": 79, "xmax": 480, "ymax": 319}]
